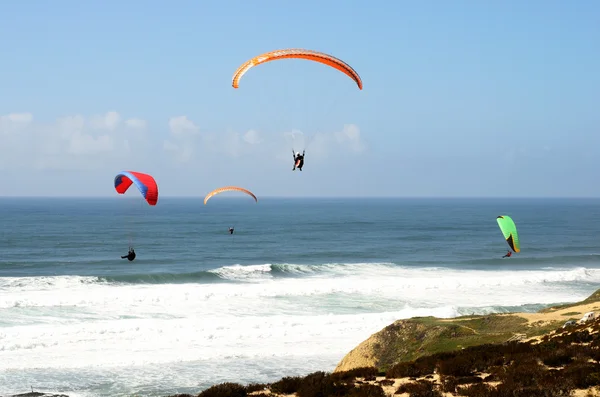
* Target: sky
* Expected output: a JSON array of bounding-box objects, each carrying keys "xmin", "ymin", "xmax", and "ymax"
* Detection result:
[{"xmin": 0, "ymin": 0, "xmax": 598, "ymax": 198}]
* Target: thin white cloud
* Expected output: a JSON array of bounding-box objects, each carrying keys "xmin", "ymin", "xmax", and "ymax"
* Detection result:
[
  {"xmin": 0, "ymin": 111, "xmax": 148, "ymax": 170},
  {"xmin": 279, "ymin": 124, "xmax": 366, "ymax": 162},
  {"xmin": 163, "ymin": 116, "xmax": 202, "ymax": 163},
  {"xmin": 168, "ymin": 115, "xmax": 200, "ymax": 136},
  {"xmin": 0, "ymin": 113, "xmax": 33, "ymax": 136},
  {"xmin": 0, "ymin": 112, "xmax": 33, "ymax": 124},
  {"xmin": 0, "ymin": 111, "xmax": 367, "ymax": 183},
  {"xmin": 125, "ymin": 118, "xmax": 147, "ymax": 129},
  {"xmin": 162, "ymin": 114, "xmax": 367, "ymax": 165},
  {"xmin": 163, "ymin": 117, "xmax": 267, "ymax": 161},
  {"xmin": 335, "ymin": 124, "xmax": 366, "ymax": 152},
  {"xmin": 89, "ymin": 110, "xmax": 121, "ymax": 131},
  {"xmin": 243, "ymin": 129, "xmax": 261, "ymax": 145}
]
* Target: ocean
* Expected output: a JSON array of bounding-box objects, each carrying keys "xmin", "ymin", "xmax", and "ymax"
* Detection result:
[{"xmin": 1, "ymin": 197, "xmax": 600, "ymax": 397}]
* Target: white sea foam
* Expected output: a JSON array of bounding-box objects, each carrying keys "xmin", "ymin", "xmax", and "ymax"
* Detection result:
[{"xmin": 1, "ymin": 263, "xmax": 599, "ymax": 396}]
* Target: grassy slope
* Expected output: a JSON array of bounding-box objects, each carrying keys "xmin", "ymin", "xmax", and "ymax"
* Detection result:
[{"xmin": 336, "ymin": 288, "xmax": 600, "ymax": 372}]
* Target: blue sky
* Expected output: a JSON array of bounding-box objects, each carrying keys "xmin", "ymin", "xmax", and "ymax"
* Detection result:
[{"xmin": 0, "ymin": 0, "xmax": 598, "ymax": 197}]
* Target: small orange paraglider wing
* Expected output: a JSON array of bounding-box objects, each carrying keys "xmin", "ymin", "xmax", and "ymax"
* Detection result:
[{"xmin": 204, "ymin": 186, "xmax": 258, "ymax": 205}]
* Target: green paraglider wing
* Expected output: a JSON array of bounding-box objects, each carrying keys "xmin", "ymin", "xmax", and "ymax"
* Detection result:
[{"xmin": 496, "ymin": 215, "xmax": 520, "ymax": 253}]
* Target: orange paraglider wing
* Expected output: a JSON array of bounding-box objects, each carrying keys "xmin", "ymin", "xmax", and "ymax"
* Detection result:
[
  {"xmin": 231, "ymin": 48, "xmax": 362, "ymax": 90},
  {"xmin": 204, "ymin": 186, "xmax": 258, "ymax": 205}
]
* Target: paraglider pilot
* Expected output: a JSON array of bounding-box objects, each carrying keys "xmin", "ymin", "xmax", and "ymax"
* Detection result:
[
  {"xmin": 121, "ymin": 247, "xmax": 136, "ymax": 261},
  {"xmin": 229, "ymin": 227, "xmax": 234, "ymax": 235},
  {"xmin": 502, "ymin": 250, "xmax": 512, "ymax": 258},
  {"xmin": 293, "ymin": 150, "xmax": 305, "ymax": 171}
]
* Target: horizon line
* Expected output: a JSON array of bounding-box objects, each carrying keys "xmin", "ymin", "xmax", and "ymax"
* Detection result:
[{"xmin": 1, "ymin": 195, "xmax": 600, "ymax": 200}]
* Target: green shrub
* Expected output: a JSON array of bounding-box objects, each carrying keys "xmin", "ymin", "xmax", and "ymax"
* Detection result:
[
  {"xmin": 198, "ymin": 382, "xmax": 247, "ymax": 397},
  {"xmin": 244, "ymin": 383, "xmax": 267, "ymax": 393},
  {"xmin": 296, "ymin": 371, "xmax": 351, "ymax": 397},
  {"xmin": 270, "ymin": 376, "xmax": 303, "ymax": 394},
  {"xmin": 331, "ymin": 367, "xmax": 379, "ymax": 382}
]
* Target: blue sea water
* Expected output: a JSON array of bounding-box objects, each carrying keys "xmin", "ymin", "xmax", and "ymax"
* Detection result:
[{"xmin": 1, "ymin": 197, "xmax": 600, "ymax": 397}]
